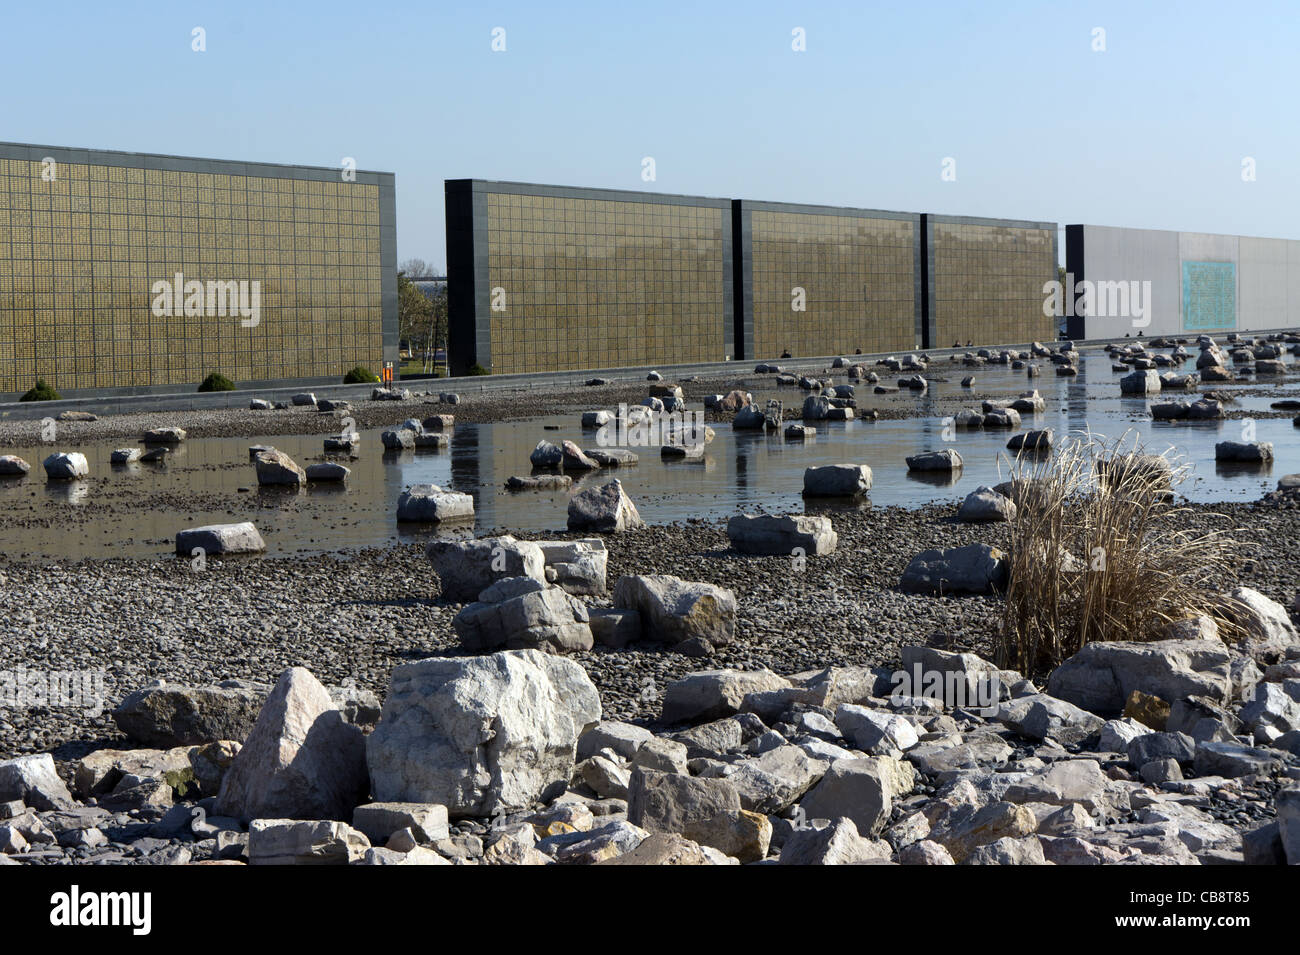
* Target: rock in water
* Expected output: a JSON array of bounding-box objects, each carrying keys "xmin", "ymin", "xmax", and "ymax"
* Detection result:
[
  {"xmin": 366, "ymin": 650, "xmax": 601, "ymax": 817},
  {"xmin": 254, "ymin": 449, "xmax": 306, "ymax": 486},
  {"xmin": 42, "ymin": 452, "xmax": 89, "ymax": 480},
  {"xmin": 214, "ymin": 667, "xmax": 369, "ymax": 823},
  {"xmin": 174, "ymin": 522, "xmax": 266, "ymax": 556},
  {"xmin": 567, "ymin": 479, "xmax": 644, "ymax": 532}
]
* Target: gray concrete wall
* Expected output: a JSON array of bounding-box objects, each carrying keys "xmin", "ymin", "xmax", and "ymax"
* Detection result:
[{"xmin": 1071, "ymin": 223, "xmax": 1300, "ymax": 339}]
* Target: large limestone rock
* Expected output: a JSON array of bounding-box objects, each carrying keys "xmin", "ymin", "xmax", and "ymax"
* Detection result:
[
  {"xmin": 113, "ymin": 680, "xmax": 269, "ymax": 746},
  {"xmin": 214, "ymin": 668, "xmax": 369, "ymax": 823},
  {"xmin": 1224, "ymin": 586, "xmax": 1300, "ymax": 663},
  {"xmin": 0, "ymin": 754, "xmax": 76, "ymax": 810},
  {"xmin": 1120, "ymin": 369, "xmax": 1162, "ymax": 394},
  {"xmin": 452, "ymin": 577, "xmax": 593, "ymax": 653},
  {"xmin": 661, "ymin": 670, "xmax": 791, "ymax": 725},
  {"xmin": 366, "ymin": 650, "xmax": 601, "ymax": 818},
  {"xmin": 254, "ymin": 449, "xmax": 306, "ymax": 486},
  {"xmin": 726, "ymin": 514, "xmax": 837, "ymax": 556},
  {"xmin": 396, "ymin": 484, "xmax": 474, "ymax": 522},
  {"xmin": 567, "ymin": 479, "xmax": 644, "ymax": 532},
  {"xmin": 627, "ymin": 768, "xmax": 741, "ymax": 833},
  {"xmin": 797, "ymin": 757, "xmax": 896, "ymax": 836},
  {"xmin": 534, "ymin": 538, "xmax": 608, "ymax": 595},
  {"xmin": 899, "ymin": 544, "xmax": 1009, "ymax": 595},
  {"xmin": 0, "ymin": 455, "xmax": 31, "ymax": 475},
  {"xmin": 247, "ymin": 819, "xmax": 370, "ymax": 865},
  {"xmin": 957, "ymin": 486, "xmax": 1016, "ymax": 523},
  {"xmin": 42, "ymin": 452, "xmax": 89, "ymax": 480},
  {"xmin": 778, "ymin": 817, "xmax": 890, "ymax": 865},
  {"xmin": 425, "ymin": 535, "xmax": 545, "ymax": 602},
  {"xmin": 728, "ymin": 745, "xmax": 827, "ymax": 814},
  {"xmin": 613, "ymin": 574, "xmax": 738, "ymax": 650},
  {"xmin": 174, "ymin": 522, "xmax": 266, "ymax": 556},
  {"xmin": 803, "ymin": 464, "xmax": 872, "ymax": 497},
  {"xmin": 1046, "ymin": 639, "xmax": 1232, "ymax": 715}
]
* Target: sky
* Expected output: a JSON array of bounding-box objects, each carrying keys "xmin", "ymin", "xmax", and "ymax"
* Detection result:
[{"xmin": 3, "ymin": 0, "xmax": 1297, "ymax": 270}]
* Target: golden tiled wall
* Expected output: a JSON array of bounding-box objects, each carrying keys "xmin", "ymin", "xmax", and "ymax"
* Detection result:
[
  {"xmin": 749, "ymin": 210, "xmax": 917, "ymax": 359},
  {"xmin": 0, "ymin": 158, "xmax": 384, "ymax": 394},
  {"xmin": 485, "ymin": 192, "xmax": 725, "ymax": 374},
  {"xmin": 930, "ymin": 221, "xmax": 1055, "ymax": 347}
]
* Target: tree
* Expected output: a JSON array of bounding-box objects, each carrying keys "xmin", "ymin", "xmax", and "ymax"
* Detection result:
[
  {"xmin": 399, "ymin": 258, "xmax": 438, "ymax": 279},
  {"xmin": 398, "ymin": 272, "xmax": 433, "ymax": 353}
]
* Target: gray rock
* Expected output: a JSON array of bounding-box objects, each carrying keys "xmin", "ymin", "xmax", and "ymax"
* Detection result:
[
  {"xmin": 957, "ymin": 486, "xmax": 1016, "ymax": 523},
  {"xmin": 381, "ymin": 429, "xmax": 416, "ymax": 450},
  {"xmin": 835, "ymin": 705, "xmax": 920, "ymax": 755},
  {"xmin": 906, "ymin": 449, "xmax": 963, "ymax": 472},
  {"xmin": 577, "ymin": 721, "xmax": 654, "ymax": 762},
  {"xmin": 613, "ymin": 574, "xmax": 738, "ymax": 650},
  {"xmin": 174, "ymin": 522, "xmax": 266, "ymax": 556},
  {"xmin": 426, "ymin": 535, "xmax": 546, "ymax": 602},
  {"xmin": 534, "ymin": 538, "xmax": 608, "ymax": 595},
  {"xmin": 1192, "ymin": 741, "xmax": 1284, "ymax": 778},
  {"xmin": 396, "ymin": 484, "xmax": 474, "ymax": 522},
  {"xmin": 42, "ymin": 452, "xmax": 89, "ymax": 480},
  {"xmin": 727, "ymin": 745, "xmax": 826, "ymax": 814},
  {"xmin": 803, "ymin": 464, "xmax": 872, "ymax": 497},
  {"xmin": 996, "ymin": 694, "xmax": 1105, "ymax": 744},
  {"xmin": 452, "ymin": 577, "xmax": 593, "ymax": 653},
  {"xmin": 588, "ymin": 608, "xmax": 641, "ymax": 648},
  {"xmin": 214, "ymin": 667, "xmax": 368, "ymax": 823},
  {"xmin": 627, "ymin": 768, "xmax": 742, "ymax": 833},
  {"xmin": 727, "ymin": 514, "xmax": 837, "ymax": 556},
  {"xmin": 1003, "ymin": 759, "xmax": 1110, "ymax": 812},
  {"xmin": 1128, "ymin": 732, "xmax": 1196, "ymax": 768},
  {"xmin": 1215, "ymin": 441, "xmax": 1273, "ymax": 464},
  {"xmin": 305, "ymin": 462, "xmax": 350, "ymax": 482},
  {"xmin": 778, "ymin": 817, "xmax": 890, "ymax": 865},
  {"xmin": 798, "ymin": 757, "xmax": 895, "ymax": 835},
  {"xmin": 0, "ymin": 754, "xmax": 76, "ymax": 810},
  {"xmin": 1046, "ymin": 639, "xmax": 1232, "ymax": 715},
  {"xmin": 899, "ymin": 544, "xmax": 1009, "ymax": 596},
  {"xmin": 248, "ymin": 819, "xmax": 369, "ymax": 865},
  {"xmin": 351, "ymin": 802, "xmax": 450, "ymax": 845},
  {"xmin": 661, "ymin": 670, "xmax": 789, "ymax": 725},
  {"xmin": 366, "ymin": 650, "xmax": 601, "ymax": 817},
  {"xmin": 965, "ymin": 835, "xmax": 1047, "ymax": 865},
  {"xmin": 567, "ymin": 479, "xmax": 644, "ymax": 532},
  {"xmin": 253, "ymin": 449, "xmax": 306, "ymax": 486}
]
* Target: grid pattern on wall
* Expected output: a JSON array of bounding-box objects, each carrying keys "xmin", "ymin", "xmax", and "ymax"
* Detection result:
[
  {"xmin": 745, "ymin": 206, "xmax": 919, "ymax": 359},
  {"xmin": 0, "ymin": 150, "xmax": 388, "ymax": 395},
  {"xmin": 927, "ymin": 218, "xmax": 1057, "ymax": 348},
  {"xmin": 482, "ymin": 190, "xmax": 728, "ymax": 374}
]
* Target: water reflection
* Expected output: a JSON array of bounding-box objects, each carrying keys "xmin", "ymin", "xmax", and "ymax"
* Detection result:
[{"xmin": 0, "ymin": 349, "xmax": 1295, "ymax": 559}]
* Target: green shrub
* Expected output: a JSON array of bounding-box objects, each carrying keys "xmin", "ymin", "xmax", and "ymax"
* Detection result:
[
  {"xmin": 344, "ymin": 365, "xmax": 379, "ymax": 384},
  {"xmin": 19, "ymin": 378, "xmax": 60, "ymax": 401},
  {"xmin": 467, "ymin": 363, "xmax": 489, "ymax": 376},
  {"xmin": 197, "ymin": 372, "xmax": 236, "ymax": 392}
]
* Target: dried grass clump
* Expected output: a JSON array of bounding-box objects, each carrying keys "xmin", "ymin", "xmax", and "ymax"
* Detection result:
[{"xmin": 998, "ymin": 432, "xmax": 1242, "ymax": 675}]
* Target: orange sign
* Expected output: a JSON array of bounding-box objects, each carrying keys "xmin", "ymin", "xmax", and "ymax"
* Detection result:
[{"xmin": 382, "ymin": 361, "xmax": 394, "ymax": 384}]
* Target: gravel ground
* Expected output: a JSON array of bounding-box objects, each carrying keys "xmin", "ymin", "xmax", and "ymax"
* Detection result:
[{"xmin": 3, "ymin": 498, "xmax": 1296, "ymax": 763}]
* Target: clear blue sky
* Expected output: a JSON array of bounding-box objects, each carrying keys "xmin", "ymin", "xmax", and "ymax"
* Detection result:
[{"xmin": 3, "ymin": 0, "xmax": 1295, "ymax": 269}]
